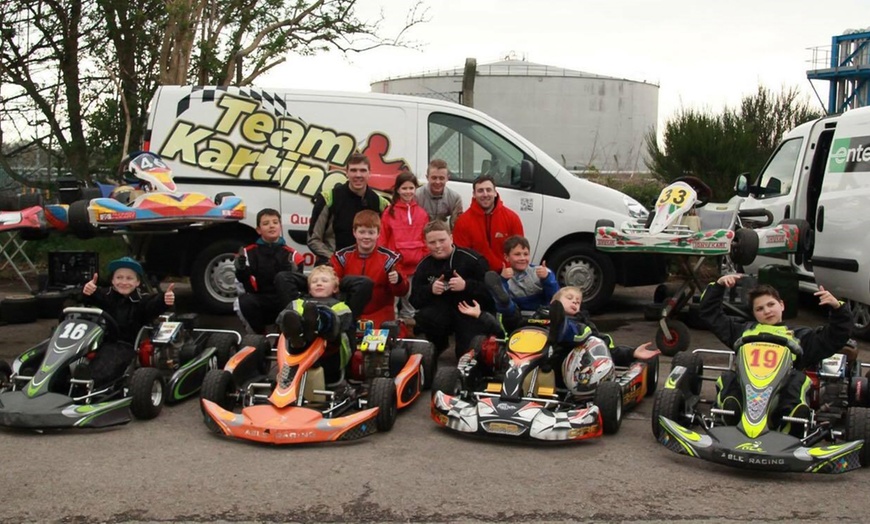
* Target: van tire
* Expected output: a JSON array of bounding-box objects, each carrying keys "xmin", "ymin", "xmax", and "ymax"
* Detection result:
[
  {"xmin": 548, "ymin": 242, "xmax": 615, "ymax": 313},
  {"xmin": 848, "ymin": 300, "xmax": 870, "ymax": 341},
  {"xmin": 190, "ymin": 239, "xmax": 246, "ymax": 314}
]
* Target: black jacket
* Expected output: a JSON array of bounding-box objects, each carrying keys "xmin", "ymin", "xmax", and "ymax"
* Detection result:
[
  {"xmin": 698, "ymin": 282, "xmax": 852, "ymax": 369},
  {"xmin": 82, "ymin": 287, "xmax": 168, "ymax": 344},
  {"xmin": 236, "ymin": 238, "xmax": 303, "ymax": 295},
  {"xmin": 410, "ymin": 246, "xmax": 493, "ymax": 312}
]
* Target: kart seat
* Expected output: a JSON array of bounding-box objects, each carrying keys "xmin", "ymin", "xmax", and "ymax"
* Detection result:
[{"xmin": 696, "ymin": 202, "xmax": 739, "ymax": 231}]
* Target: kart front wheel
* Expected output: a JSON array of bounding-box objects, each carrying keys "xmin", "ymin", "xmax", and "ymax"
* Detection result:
[
  {"xmin": 370, "ymin": 377, "xmax": 397, "ymax": 432},
  {"xmin": 409, "ymin": 342, "xmax": 436, "ymax": 390},
  {"xmin": 201, "ymin": 369, "xmax": 235, "ymax": 412},
  {"xmin": 670, "ymin": 350, "xmax": 704, "ymax": 396},
  {"xmin": 655, "ymin": 319, "xmax": 690, "ymax": 357},
  {"xmin": 130, "ymin": 367, "xmax": 165, "ymax": 420},
  {"xmin": 431, "ymin": 367, "xmax": 462, "ymax": 399},
  {"xmin": 594, "ymin": 381, "xmax": 623, "ymax": 435},
  {"xmin": 651, "ymin": 387, "xmax": 685, "ymax": 439},
  {"xmin": 845, "ymin": 407, "xmax": 870, "ymax": 467},
  {"xmin": 644, "ymin": 355, "xmax": 660, "ymax": 396},
  {"xmin": 730, "ymin": 228, "xmax": 759, "ymax": 267}
]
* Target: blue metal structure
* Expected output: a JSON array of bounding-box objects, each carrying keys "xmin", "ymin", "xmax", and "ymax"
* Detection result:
[{"xmin": 807, "ymin": 31, "xmax": 870, "ymax": 114}]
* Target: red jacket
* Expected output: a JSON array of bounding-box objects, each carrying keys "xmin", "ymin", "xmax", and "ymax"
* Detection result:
[
  {"xmin": 452, "ymin": 196, "xmax": 524, "ymax": 271},
  {"xmin": 378, "ymin": 199, "xmax": 429, "ymax": 277},
  {"xmin": 331, "ymin": 246, "xmax": 409, "ymax": 327}
]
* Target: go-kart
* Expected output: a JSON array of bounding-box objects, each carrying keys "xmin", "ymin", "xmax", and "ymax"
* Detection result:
[
  {"xmin": 595, "ymin": 176, "xmax": 808, "ymax": 356},
  {"xmin": 652, "ymin": 334, "xmax": 869, "ymax": 474},
  {"xmin": 128, "ymin": 312, "xmax": 242, "ymax": 417},
  {"xmin": 200, "ymin": 320, "xmax": 434, "ymax": 445},
  {"xmin": 431, "ymin": 323, "xmax": 659, "ymax": 441},
  {"xmin": 805, "ymin": 340, "xmax": 870, "ymax": 433},
  {"xmin": 43, "ymin": 151, "xmax": 245, "ymax": 238}
]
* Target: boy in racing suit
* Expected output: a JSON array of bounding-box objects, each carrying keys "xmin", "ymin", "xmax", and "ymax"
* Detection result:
[
  {"xmin": 698, "ymin": 274, "xmax": 852, "ymax": 434},
  {"xmin": 82, "ymin": 257, "xmax": 175, "ymax": 388}
]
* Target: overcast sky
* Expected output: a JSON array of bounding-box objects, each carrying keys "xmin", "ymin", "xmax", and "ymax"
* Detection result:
[{"xmin": 260, "ymin": 0, "xmax": 870, "ymax": 129}]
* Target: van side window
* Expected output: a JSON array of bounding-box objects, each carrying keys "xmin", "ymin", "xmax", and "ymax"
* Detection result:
[
  {"xmin": 428, "ymin": 112, "xmax": 527, "ymax": 188},
  {"xmin": 755, "ymin": 137, "xmax": 803, "ymax": 198}
]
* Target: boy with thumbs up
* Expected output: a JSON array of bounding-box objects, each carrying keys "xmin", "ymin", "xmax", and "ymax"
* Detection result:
[
  {"xmin": 484, "ymin": 235, "xmax": 559, "ymax": 317},
  {"xmin": 81, "ymin": 256, "xmax": 174, "ymax": 388},
  {"xmin": 410, "ymin": 220, "xmax": 492, "ymax": 358}
]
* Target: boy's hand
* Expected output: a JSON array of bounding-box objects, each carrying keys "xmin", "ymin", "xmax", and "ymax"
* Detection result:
[
  {"xmin": 233, "ymin": 248, "xmax": 247, "ymax": 272},
  {"xmin": 164, "ymin": 283, "xmax": 176, "ymax": 306},
  {"xmin": 716, "ymin": 273, "xmax": 743, "ymax": 288},
  {"xmin": 387, "ymin": 269, "xmax": 399, "ymax": 285},
  {"xmin": 500, "ymin": 264, "xmax": 514, "ymax": 279},
  {"xmin": 815, "ymin": 285, "xmax": 841, "ymax": 309},
  {"xmin": 535, "ymin": 260, "xmax": 549, "ymax": 280},
  {"xmin": 83, "ymin": 273, "xmax": 98, "ymax": 296},
  {"xmin": 448, "ymin": 270, "xmax": 466, "ymax": 292},
  {"xmin": 458, "ymin": 300, "xmax": 481, "ymax": 318},
  {"xmin": 433, "ymin": 275, "xmax": 448, "ymax": 295},
  {"xmin": 633, "ymin": 342, "xmax": 660, "ymax": 360}
]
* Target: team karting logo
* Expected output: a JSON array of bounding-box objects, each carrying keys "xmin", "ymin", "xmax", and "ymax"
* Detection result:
[
  {"xmin": 828, "ymin": 136, "xmax": 870, "ymax": 173},
  {"xmin": 157, "ymin": 92, "xmax": 408, "ymax": 199}
]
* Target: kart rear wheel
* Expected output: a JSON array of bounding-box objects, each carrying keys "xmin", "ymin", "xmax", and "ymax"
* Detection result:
[
  {"xmin": 850, "ymin": 377, "xmax": 870, "ymax": 407},
  {"xmin": 370, "ymin": 376, "xmax": 397, "ymax": 432},
  {"xmin": 671, "ymin": 351, "xmax": 704, "ymax": 396},
  {"xmin": 644, "ymin": 355, "xmax": 660, "ymax": 396},
  {"xmin": 655, "ymin": 319, "xmax": 690, "ymax": 357},
  {"xmin": 845, "ymin": 407, "xmax": 870, "ymax": 466},
  {"xmin": 130, "ymin": 367, "xmax": 165, "ymax": 420},
  {"xmin": 208, "ymin": 333, "xmax": 237, "ymax": 369},
  {"xmin": 594, "ymin": 381, "xmax": 623, "ymax": 435},
  {"xmin": 201, "ymin": 369, "xmax": 235, "ymax": 419},
  {"xmin": 432, "ymin": 367, "xmax": 462, "ymax": 398},
  {"xmin": 389, "ymin": 344, "xmax": 409, "ymax": 377},
  {"xmin": 408, "ymin": 342, "xmax": 436, "ymax": 390},
  {"xmin": 68, "ymin": 199, "xmax": 96, "ymax": 239},
  {"xmin": 730, "ymin": 228, "xmax": 759, "ymax": 267},
  {"xmin": 651, "ymin": 387, "xmax": 686, "ymax": 439},
  {"xmin": 240, "ymin": 334, "xmax": 272, "ymax": 374}
]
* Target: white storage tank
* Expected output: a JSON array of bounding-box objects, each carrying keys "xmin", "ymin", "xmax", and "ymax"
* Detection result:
[{"xmin": 371, "ymin": 59, "xmax": 659, "ymax": 173}]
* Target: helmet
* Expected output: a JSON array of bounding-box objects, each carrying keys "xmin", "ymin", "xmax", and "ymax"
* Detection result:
[{"xmin": 562, "ymin": 336, "xmax": 614, "ymax": 396}]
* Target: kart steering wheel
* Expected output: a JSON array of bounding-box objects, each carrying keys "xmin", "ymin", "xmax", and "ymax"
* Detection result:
[
  {"xmin": 673, "ymin": 176, "xmax": 713, "ymax": 208},
  {"xmin": 95, "ymin": 310, "xmax": 121, "ymax": 341},
  {"xmin": 733, "ymin": 333, "xmax": 803, "ymax": 357}
]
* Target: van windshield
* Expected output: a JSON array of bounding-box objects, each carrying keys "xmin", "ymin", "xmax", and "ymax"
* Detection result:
[
  {"xmin": 428, "ymin": 112, "xmax": 528, "ymax": 188},
  {"xmin": 754, "ymin": 137, "xmax": 803, "ymax": 198}
]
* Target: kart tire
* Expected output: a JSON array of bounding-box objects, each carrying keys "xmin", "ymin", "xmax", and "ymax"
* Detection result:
[
  {"xmin": 0, "ymin": 295, "xmax": 38, "ymax": 324},
  {"xmin": 644, "ymin": 354, "xmax": 660, "ymax": 396},
  {"xmin": 850, "ymin": 377, "xmax": 870, "ymax": 408},
  {"xmin": 594, "ymin": 219, "xmax": 614, "ymax": 229},
  {"xmin": 68, "ymin": 199, "xmax": 96, "ymax": 239},
  {"xmin": 190, "ymin": 239, "xmax": 246, "ymax": 314},
  {"xmin": 370, "ymin": 376, "xmax": 397, "ymax": 432},
  {"xmin": 845, "ymin": 406, "xmax": 870, "ymax": 467},
  {"xmin": 407, "ymin": 341, "xmax": 436, "ymax": 390},
  {"xmin": 17, "ymin": 192, "xmax": 44, "ymax": 209},
  {"xmin": 201, "ymin": 369, "xmax": 235, "ymax": 411},
  {"xmin": 35, "ymin": 291, "xmax": 69, "ymax": 319},
  {"xmin": 655, "ymin": 319, "xmax": 690, "ymax": 357},
  {"xmin": 81, "ymin": 186, "xmax": 102, "ymax": 200},
  {"xmin": 130, "ymin": 367, "xmax": 165, "ymax": 420},
  {"xmin": 208, "ymin": 333, "xmax": 237, "ymax": 370},
  {"xmin": 240, "ymin": 334, "xmax": 272, "ymax": 374},
  {"xmin": 432, "ymin": 367, "xmax": 462, "ymax": 398},
  {"xmin": 389, "ymin": 344, "xmax": 409, "ymax": 377},
  {"xmin": 214, "ymin": 192, "xmax": 235, "ymax": 205},
  {"xmin": 730, "ymin": 228, "xmax": 759, "ymax": 267},
  {"xmin": 651, "ymin": 387, "xmax": 686, "ymax": 439},
  {"xmin": 0, "ymin": 359, "xmax": 11, "ymax": 387},
  {"xmin": 594, "ymin": 381, "xmax": 623, "ymax": 435},
  {"xmin": 671, "ymin": 351, "xmax": 704, "ymax": 396},
  {"xmin": 547, "ymin": 242, "xmax": 615, "ymax": 313}
]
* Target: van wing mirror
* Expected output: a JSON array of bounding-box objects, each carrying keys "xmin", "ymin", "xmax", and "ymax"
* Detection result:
[
  {"xmin": 734, "ymin": 172, "xmax": 750, "ymax": 197},
  {"xmin": 511, "ymin": 159, "xmax": 534, "ymax": 189}
]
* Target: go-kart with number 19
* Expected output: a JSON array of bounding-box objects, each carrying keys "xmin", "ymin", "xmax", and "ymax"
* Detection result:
[
  {"xmin": 200, "ymin": 321, "xmax": 433, "ymax": 445},
  {"xmin": 652, "ymin": 333, "xmax": 870, "ymax": 474},
  {"xmin": 431, "ymin": 320, "xmax": 658, "ymax": 442}
]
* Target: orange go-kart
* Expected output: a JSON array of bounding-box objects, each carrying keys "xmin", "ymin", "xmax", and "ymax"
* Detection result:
[{"xmin": 200, "ymin": 321, "xmax": 433, "ymax": 445}]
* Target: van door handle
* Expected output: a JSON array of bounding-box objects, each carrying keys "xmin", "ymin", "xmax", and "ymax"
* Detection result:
[{"xmin": 816, "ymin": 206, "xmax": 824, "ymax": 232}]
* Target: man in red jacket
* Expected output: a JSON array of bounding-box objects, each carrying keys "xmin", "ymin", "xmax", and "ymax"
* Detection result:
[
  {"xmin": 331, "ymin": 210, "xmax": 409, "ymax": 327},
  {"xmin": 452, "ymin": 174, "xmax": 524, "ymax": 272}
]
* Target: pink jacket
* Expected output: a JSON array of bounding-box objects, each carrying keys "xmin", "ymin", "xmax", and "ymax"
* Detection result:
[{"xmin": 379, "ymin": 199, "xmax": 430, "ymax": 277}]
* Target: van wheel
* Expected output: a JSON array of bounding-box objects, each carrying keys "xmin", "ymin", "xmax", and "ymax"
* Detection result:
[
  {"xmin": 848, "ymin": 300, "xmax": 870, "ymax": 341},
  {"xmin": 190, "ymin": 239, "xmax": 246, "ymax": 314},
  {"xmin": 547, "ymin": 242, "xmax": 615, "ymax": 313}
]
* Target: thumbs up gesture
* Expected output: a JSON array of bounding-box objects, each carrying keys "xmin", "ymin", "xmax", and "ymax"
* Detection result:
[
  {"xmin": 164, "ymin": 283, "xmax": 176, "ymax": 306},
  {"xmin": 83, "ymin": 273, "xmax": 98, "ymax": 296},
  {"xmin": 433, "ymin": 274, "xmax": 448, "ymax": 295},
  {"xmin": 387, "ymin": 269, "xmax": 399, "ymax": 285},
  {"xmin": 535, "ymin": 260, "xmax": 549, "ymax": 280},
  {"xmin": 500, "ymin": 263, "xmax": 514, "ymax": 279},
  {"xmin": 448, "ymin": 270, "xmax": 466, "ymax": 292}
]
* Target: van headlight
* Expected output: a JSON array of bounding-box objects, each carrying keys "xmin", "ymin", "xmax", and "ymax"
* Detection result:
[{"xmin": 624, "ymin": 195, "xmax": 648, "ymax": 218}]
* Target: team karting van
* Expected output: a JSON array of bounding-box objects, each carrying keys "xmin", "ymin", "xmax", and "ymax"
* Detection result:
[
  {"xmin": 738, "ymin": 105, "xmax": 870, "ymax": 338},
  {"xmin": 142, "ymin": 86, "xmax": 664, "ymax": 313}
]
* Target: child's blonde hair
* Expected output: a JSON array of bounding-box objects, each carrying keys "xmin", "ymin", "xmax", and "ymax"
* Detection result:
[
  {"xmin": 552, "ymin": 286, "xmax": 582, "ymax": 303},
  {"xmin": 308, "ymin": 265, "xmax": 340, "ymax": 290}
]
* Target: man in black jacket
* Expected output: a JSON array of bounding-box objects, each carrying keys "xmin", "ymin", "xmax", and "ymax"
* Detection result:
[{"xmin": 410, "ymin": 220, "xmax": 493, "ymax": 358}]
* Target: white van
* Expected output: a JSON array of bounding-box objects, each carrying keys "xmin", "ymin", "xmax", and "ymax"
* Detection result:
[
  {"xmin": 738, "ymin": 105, "xmax": 870, "ymax": 337},
  {"xmin": 142, "ymin": 86, "xmax": 664, "ymax": 313}
]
